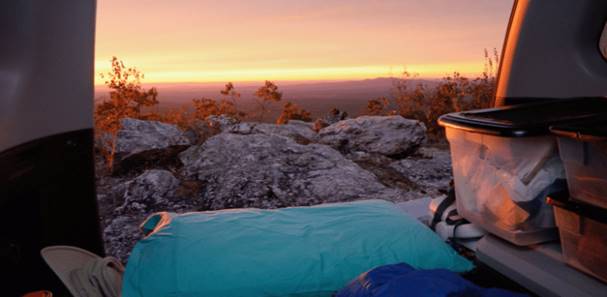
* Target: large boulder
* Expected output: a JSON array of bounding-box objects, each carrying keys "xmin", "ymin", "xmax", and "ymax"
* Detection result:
[
  {"xmin": 346, "ymin": 151, "xmax": 419, "ymax": 191},
  {"xmin": 115, "ymin": 118, "xmax": 190, "ymax": 155},
  {"xmin": 228, "ymin": 121, "xmax": 317, "ymax": 144},
  {"xmin": 115, "ymin": 169, "xmax": 181, "ymax": 214},
  {"xmin": 389, "ymin": 147, "xmax": 453, "ymax": 196},
  {"xmin": 179, "ymin": 133, "xmax": 404, "ymax": 210},
  {"xmin": 318, "ymin": 116, "xmax": 426, "ymax": 157}
]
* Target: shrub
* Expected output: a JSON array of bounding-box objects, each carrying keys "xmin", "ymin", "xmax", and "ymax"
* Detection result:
[
  {"xmin": 254, "ymin": 80, "xmax": 283, "ymax": 121},
  {"xmin": 220, "ymin": 82, "xmax": 246, "ymax": 119},
  {"xmin": 364, "ymin": 97, "xmax": 390, "ymax": 116},
  {"xmin": 276, "ymin": 102, "xmax": 312, "ymax": 124},
  {"xmin": 190, "ymin": 82, "xmax": 245, "ymax": 121},
  {"xmin": 192, "ymin": 97, "xmax": 239, "ymax": 120},
  {"xmin": 385, "ymin": 49, "xmax": 499, "ymax": 140},
  {"xmin": 393, "ymin": 72, "xmax": 428, "ymax": 124},
  {"xmin": 157, "ymin": 106, "xmax": 194, "ymax": 130}
]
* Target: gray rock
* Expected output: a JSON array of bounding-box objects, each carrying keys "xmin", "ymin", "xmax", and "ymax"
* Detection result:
[
  {"xmin": 345, "ymin": 151, "xmax": 395, "ymax": 166},
  {"xmin": 390, "ymin": 147, "xmax": 453, "ymax": 196},
  {"xmin": 228, "ymin": 121, "xmax": 317, "ymax": 143},
  {"xmin": 344, "ymin": 151, "xmax": 427, "ymax": 201},
  {"xmin": 105, "ymin": 169, "xmax": 199, "ymax": 262},
  {"xmin": 115, "ymin": 118, "xmax": 190, "ymax": 155},
  {"xmin": 115, "ymin": 169, "xmax": 180, "ymax": 214},
  {"xmin": 285, "ymin": 120, "xmax": 315, "ymax": 130},
  {"xmin": 96, "ymin": 117, "xmax": 449, "ymax": 263},
  {"xmin": 206, "ymin": 114, "xmax": 239, "ymax": 130},
  {"xmin": 179, "ymin": 133, "xmax": 405, "ymax": 210},
  {"xmin": 103, "ymin": 216, "xmax": 142, "ymax": 263},
  {"xmin": 318, "ymin": 115, "xmax": 426, "ymax": 157},
  {"xmin": 182, "ymin": 129, "xmax": 199, "ymax": 145}
]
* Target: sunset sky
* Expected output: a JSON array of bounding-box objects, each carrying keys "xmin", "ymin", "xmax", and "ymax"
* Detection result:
[{"xmin": 95, "ymin": 0, "xmax": 513, "ymax": 84}]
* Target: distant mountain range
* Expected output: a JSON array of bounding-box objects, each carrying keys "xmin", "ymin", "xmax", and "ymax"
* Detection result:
[{"xmin": 95, "ymin": 77, "xmax": 439, "ymax": 118}]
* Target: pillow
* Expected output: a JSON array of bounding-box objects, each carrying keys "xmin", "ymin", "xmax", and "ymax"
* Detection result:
[{"xmin": 122, "ymin": 200, "xmax": 473, "ymax": 297}]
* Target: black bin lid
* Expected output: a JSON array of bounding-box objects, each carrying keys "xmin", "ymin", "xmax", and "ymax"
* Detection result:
[
  {"xmin": 550, "ymin": 117, "xmax": 607, "ymax": 142},
  {"xmin": 438, "ymin": 97, "xmax": 607, "ymax": 137}
]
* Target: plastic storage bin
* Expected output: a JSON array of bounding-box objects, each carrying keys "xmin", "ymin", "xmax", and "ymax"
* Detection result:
[
  {"xmin": 439, "ymin": 98, "xmax": 607, "ymax": 246},
  {"xmin": 548, "ymin": 194, "xmax": 607, "ymax": 283},
  {"xmin": 551, "ymin": 119, "xmax": 607, "ymax": 209}
]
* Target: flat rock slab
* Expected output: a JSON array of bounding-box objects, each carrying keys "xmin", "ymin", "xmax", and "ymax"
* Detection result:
[
  {"xmin": 228, "ymin": 121, "xmax": 317, "ymax": 143},
  {"xmin": 180, "ymin": 133, "xmax": 405, "ymax": 210},
  {"xmin": 115, "ymin": 118, "xmax": 190, "ymax": 155},
  {"xmin": 318, "ymin": 115, "xmax": 426, "ymax": 157},
  {"xmin": 390, "ymin": 147, "xmax": 453, "ymax": 196}
]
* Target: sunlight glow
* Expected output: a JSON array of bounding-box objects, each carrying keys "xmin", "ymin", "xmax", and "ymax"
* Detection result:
[
  {"xmin": 94, "ymin": 62, "xmax": 484, "ymax": 85},
  {"xmin": 95, "ymin": 0, "xmax": 512, "ymax": 84}
]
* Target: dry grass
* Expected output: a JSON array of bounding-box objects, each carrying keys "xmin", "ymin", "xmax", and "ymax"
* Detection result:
[{"xmin": 366, "ymin": 49, "xmax": 499, "ymax": 140}]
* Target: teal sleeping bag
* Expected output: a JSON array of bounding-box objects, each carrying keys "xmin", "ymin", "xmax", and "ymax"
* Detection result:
[{"xmin": 122, "ymin": 200, "xmax": 473, "ymax": 297}]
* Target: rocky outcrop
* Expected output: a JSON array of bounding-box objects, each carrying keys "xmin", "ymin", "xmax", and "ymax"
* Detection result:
[
  {"xmin": 104, "ymin": 169, "xmax": 200, "ymax": 261},
  {"xmin": 179, "ymin": 133, "xmax": 405, "ymax": 210},
  {"xmin": 318, "ymin": 116, "xmax": 426, "ymax": 157},
  {"xmin": 347, "ymin": 151, "xmax": 418, "ymax": 190},
  {"xmin": 102, "ymin": 216, "xmax": 143, "ymax": 263},
  {"xmin": 97, "ymin": 116, "xmax": 453, "ymax": 263},
  {"xmin": 389, "ymin": 147, "xmax": 453, "ymax": 196},
  {"xmin": 115, "ymin": 169, "xmax": 181, "ymax": 214},
  {"xmin": 115, "ymin": 118, "xmax": 190, "ymax": 155},
  {"xmin": 228, "ymin": 121, "xmax": 317, "ymax": 144}
]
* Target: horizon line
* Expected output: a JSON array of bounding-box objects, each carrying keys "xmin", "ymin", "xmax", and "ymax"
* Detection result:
[
  {"xmin": 93, "ymin": 61, "xmax": 489, "ymax": 86},
  {"xmin": 92, "ymin": 74, "xmax": 476, "ymax": 87}
]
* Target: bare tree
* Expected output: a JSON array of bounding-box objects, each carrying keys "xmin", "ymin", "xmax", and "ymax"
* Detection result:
[
  {"xmin": 254, "ymin": 80, "xmax": 282, "ymax": 121},
  {"xmin": 94, "ymin": 57, "xmax": 158, "ymax": 170}
]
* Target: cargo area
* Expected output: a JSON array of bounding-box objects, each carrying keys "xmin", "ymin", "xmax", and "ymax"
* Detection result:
[{"xmin": 5, "ymin": 0, "xmax": 607, "ymax": 296}]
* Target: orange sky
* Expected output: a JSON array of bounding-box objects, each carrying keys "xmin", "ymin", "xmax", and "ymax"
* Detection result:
[{"xmin": 95, "ymin": 0, "xmax": 513, "ymax": 84}]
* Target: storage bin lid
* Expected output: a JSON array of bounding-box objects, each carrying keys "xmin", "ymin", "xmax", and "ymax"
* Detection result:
[
  {"xmin": 550, "ymin": 117, "xmax": 607, "ymax": 142},
  {"xmin": 547, "ymin": 192, "xmax": 607, "ymax": 224},
  {"xmin": 438, "ymin": 98, "xmax": 607, "ymax": 137}
]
